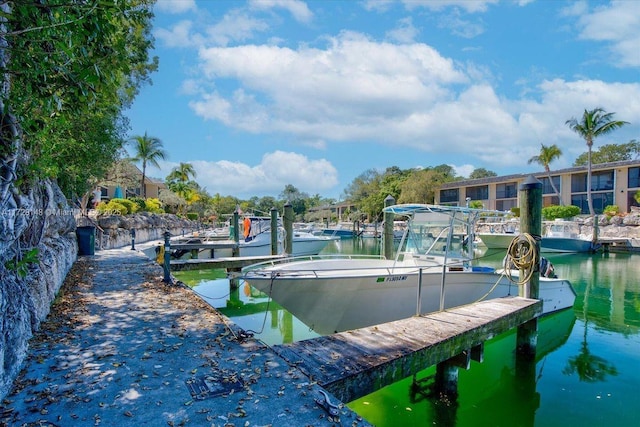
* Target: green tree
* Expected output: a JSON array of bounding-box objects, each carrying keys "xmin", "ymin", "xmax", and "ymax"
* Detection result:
[
  {"xmin": 573, "ymin": 141, "xmax": 639, "ymax": 166},
  {"xmin": 528, "ymin": 143, "xmax": 563, "ymax": 204},
  {"xmin": 167, "ymin": 162, "xmax": 197, "ymax": 183},
  {"xmin": 129, "ymin": 132, "xmax": 167, "ymax": 198},
  {"xmin": 566, "ymin": 108, "xmax": 628, "ymax": 215},
  {"xmin": 1, "ymin": 0, "xmax": 157, "ymax": 200},
  {"xmin": 469, "ymin": 168, "xmax": 497, "ymax": 180}
]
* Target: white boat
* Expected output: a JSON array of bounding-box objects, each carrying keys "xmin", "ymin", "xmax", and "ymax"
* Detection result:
[
  {"xmin": 145, "ymin": 217, "xmax": 339, "ymax": 260},
  {"xmin": 541, "ymin": 220, "xmax": 596, "ymax": 253},
  {"xmin": 476, "ymin": 218, "xmax": 519, "ymax": 249},
  {"xmin": 242, "ymin": 204, "xmax": 576, "ymax": 334}
]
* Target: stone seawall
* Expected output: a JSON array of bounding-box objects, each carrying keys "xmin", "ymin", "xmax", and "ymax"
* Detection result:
[
  {"xmin": 0, "ymin": 182, "xmax": 77, "ymax": 400},
  {"xmin": 82, "ymin": 212, "xmax": 200, "ymax": 250}
]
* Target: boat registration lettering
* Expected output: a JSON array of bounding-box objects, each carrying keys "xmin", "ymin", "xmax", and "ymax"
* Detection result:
[{"xmin": 377, "ymin": 275, "xmax": 407, "ymax": 283}]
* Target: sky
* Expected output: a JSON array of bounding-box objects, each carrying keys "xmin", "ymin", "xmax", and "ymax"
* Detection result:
[{"xmin": 125, "ymin": 0, "xmax": 640, "ymax": 200}]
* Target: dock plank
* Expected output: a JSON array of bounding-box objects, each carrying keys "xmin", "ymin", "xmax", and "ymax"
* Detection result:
[{"xmin": 273, "ymin": 296, "xmax": 542, "ymax": 402}]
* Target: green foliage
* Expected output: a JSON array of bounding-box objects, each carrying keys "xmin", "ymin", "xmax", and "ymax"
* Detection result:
[
  {"xmin": 542, "ymin": 205, "xmax": 581, "ymax": 220},
  {"xmin": 635, "ymin": 190, "xmax": 640, "ymax": 204},
  {"xmin": 110, "ymin": 198, "xmax": 137, "ymax": 214},
  {"xmin": 603, "ymin": 205, "xmax": 619, "ymax": 218},
  {"xmin": 469, "ymin": 168, "xmax": 497, "ymax": 179},
  {"xmin": 5, "ymin": 248, "xmax": 39, "ymax": 279},
  {"xmin": 144, "ymin": 198, "xmax": 164, "ymax": 214},
  {"xmin": 186, "ymin": 212, "xmax": 199, "ymax": 220},
  {"xmin": 510, "ymin": 207, "xmax": 521, "ymax": 217},
  {"xmin": 97, "ymin": 200, "xmax": 128, "ymax": 215},
  {"xmin": 469, "ymin": 200, "xmax": 484, "ymax": 209},
  {"xmin": 573, "ymin": 142, "xmax": 640, "ymax": 166},
  {"xmin": 3, "ymin": 0, "xmax": 158, "ymax": 198},
  {"xmin": 129, "ymin": 197, "xmax": 146, "ymax": 212}
]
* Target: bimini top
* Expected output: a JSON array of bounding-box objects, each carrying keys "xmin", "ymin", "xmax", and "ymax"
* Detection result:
[{"xmin": 382, "ymin": 203, "xmax": 508, "ymax": 218}]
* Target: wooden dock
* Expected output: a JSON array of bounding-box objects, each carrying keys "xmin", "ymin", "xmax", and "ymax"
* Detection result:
[{"xmin": 272, "ymin": 297, "xmax": 542, "ymax": 403}]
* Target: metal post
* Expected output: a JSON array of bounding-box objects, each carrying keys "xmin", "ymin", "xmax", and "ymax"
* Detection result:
[
  {"xmin": 163, "ymin": 231, "xmax": 172, "ymax": 284},
  {"xmin": 130, "ymin": 228, "xmax": 136, "ymax": 250}
]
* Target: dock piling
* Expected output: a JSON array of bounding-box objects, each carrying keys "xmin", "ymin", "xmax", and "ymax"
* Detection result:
[{"xmin": 516, "ymin": 175, "xmax": 542, "ymax": 357}]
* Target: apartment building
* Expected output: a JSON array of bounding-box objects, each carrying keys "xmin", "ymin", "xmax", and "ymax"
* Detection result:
[{"xmin": 436, "ymin": 160, "xmax": 640, "ymax": 214}]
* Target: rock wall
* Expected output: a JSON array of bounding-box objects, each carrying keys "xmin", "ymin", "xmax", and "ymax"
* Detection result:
[
  {"xmin": 0, "ymin": 181, "xmax": 77, "ymax": 400},
  {"xmin": 86, "ymin": 212, "xmax": 200, "ymax": 250}
]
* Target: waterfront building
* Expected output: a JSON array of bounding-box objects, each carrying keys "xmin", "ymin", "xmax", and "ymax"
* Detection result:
[{"xmin": 435, "ymin": 160, "xmax": 640, "ymax": 214}]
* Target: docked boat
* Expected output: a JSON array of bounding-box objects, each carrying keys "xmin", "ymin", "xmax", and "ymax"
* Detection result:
[
  {"xmin": 319, "ymin": 222, "xmax": 361, "ymax": 239},
  {"xmin": 541, "ymin": 219, "xmax": 596, "ymax": 253},
  {"xmin": 145, "ymin": 217, "xmax": 339, "ymax": 260},
  {"xmin": 476, "ymin": 218, "xmax": 519, "ymax": 249},
  {"xmin": 242, "ymin": 204, "xmax": 576, "ymax": 334}
]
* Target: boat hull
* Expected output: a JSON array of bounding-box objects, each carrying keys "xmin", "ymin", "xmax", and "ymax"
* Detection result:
[
  {"xmin": 243, "ymin": 259, "xmax": 576, "ymax": 334},
  {"xmin": 541, "ymin": 237, "xmax": 594, "ymax": 253},
  {"xmin": 477, "ymin": 233, "xmax": 516, "ymax": 249}
]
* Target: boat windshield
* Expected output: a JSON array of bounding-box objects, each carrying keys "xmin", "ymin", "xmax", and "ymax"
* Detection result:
[{"xmin": 402, "ymin": 211, "xmax": 471, "ymax": 259}]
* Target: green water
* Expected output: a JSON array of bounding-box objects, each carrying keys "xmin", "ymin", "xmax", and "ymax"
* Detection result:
[{"xmin": 174, "ymin": 240, "xmax": 640, "ymax": 427}]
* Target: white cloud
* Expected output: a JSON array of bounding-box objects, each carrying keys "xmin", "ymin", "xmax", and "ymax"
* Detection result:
[
  {"xmin": 154, "ymin": 0, "xmax": 197, "ymax": 14},
  {"xmin": 386, "ymin": 17, "xmax": 420, "ymax": 43},
  {"xmin": 249, "ymin": 0, "xmax": 313, "ymax": 23},
  {"xmin": 189, "ymin": 151, "xmax": 338, "ymax": 197},
  {"xmin": 575, "ymin": 0, "xmax": 640, "ymax": 67},
  {"xmin": 400, "ymin": 0, "xmax": 499, "ymax": 13}
]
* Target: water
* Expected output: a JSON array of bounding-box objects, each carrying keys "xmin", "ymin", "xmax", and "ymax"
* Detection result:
[{"xmin": 174, "ymin": 239, "xmax": 640, "ymax": 427}]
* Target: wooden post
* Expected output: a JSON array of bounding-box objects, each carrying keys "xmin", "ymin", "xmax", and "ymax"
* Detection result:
[
  {"xmin": 162, "ymin": 231, "xmax": 172, "ymax": 284},
  {"xmin": 270, "ymin": 207, "xmax": 279, "ymax": 255},
  {"xmin": 383, "ymin": 195, "xmax": 395, "ymax": 260},
  {"xmin": 517, "ymin": 175, "xmax": 541, "ymax": 358},
  {"xmin": 232, "ymin": 210, "xmax": 240, "ymax": 257},
  {"xmin": 283, "ymin": 203, "xmax": 294, "ymax": 255}
]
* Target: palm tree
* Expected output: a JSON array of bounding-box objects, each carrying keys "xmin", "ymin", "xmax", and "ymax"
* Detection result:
[
  {"xmin": 129, "ymin": 132, "xmax": 167, "ymax": 198},
  {"xmin": 566, "ymin": 108, "xmax": 628, "ymax": 215},
  {"xmin": 528, "ymin": 143, "xmax": 563, "ymax": 205},
  {"xmin": 167, "ymin": 162, "xmax": 197, "ymax": 184}
]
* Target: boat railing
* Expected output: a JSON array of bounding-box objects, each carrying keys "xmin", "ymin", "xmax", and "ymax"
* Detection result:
[{"xmin": 241, "ymin": 253, "xmax": 469, "ymax": 278}]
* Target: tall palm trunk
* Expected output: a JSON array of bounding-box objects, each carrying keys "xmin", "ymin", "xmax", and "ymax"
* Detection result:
[{"xmin": 587, "ymin": 138, "xmax": 594, "ymax": 216}]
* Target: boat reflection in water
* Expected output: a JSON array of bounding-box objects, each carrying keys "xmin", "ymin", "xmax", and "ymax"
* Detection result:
[{"xmin": 176, "ymin": 271, "xmax": 319, "ymax": 345}]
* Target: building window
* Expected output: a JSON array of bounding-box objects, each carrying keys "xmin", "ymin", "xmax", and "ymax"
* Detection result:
[
  {"xmin": 466, "ymin": 185, "xmax": 488, "ymax": 201},
  {"xmin": 496, "ymin": 199, "xmax": 517, "ymax": 211},
  {"xmin": 629, "ymin": 167, "xmax": 640, "ymax": 188},
  {"xmin": 571, "ymin": 192, "xmax": 614, "ymax": 214},
  {"xmin": 539, "ymin": 176, "xmax": 561, "ymax": 194},
  {"xmin": 496, "ymin": 182, "xmax": 517, "ymax": 199},
  {"xmin": 572, "ymin": 170, "xmax": 614, "ymax": 192},
  {"xmin": 440, "ymin": 188, "xmax": 459, "ymax": 203}
]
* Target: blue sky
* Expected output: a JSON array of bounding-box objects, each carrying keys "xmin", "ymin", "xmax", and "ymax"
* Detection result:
[{"xmin": 126, "ymin": 0, "xmax": 640, "ymax": 200}]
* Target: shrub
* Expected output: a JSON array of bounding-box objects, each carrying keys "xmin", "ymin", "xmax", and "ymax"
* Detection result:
[
  {"xmin": 97, "ymin": 200, "xmax": 128, "ymax": 215},
  {"xmin": 542, "ymin": 205, "xmax": 581, "ymax": 220},
  {"xmin": 110, "ymin": 198, "xmax": 137, "ymax": 214},
  {"xmin": 603, "ymin": 205, "xmax": 619, "ymax": 218},
  {"xmin": 144, "ymin": 198, "xmax": 164, "ymax": 214},
  {"xmin": 129, "ymin": 197, "xmax": 146, "ymax": 212},
  {"xmin": 510, "ymin": 207, "xmax": 520, "ymax": 217},
  {"xmin": 186, "ymin": 212, "xmax": 199, "ymax": 220}
]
